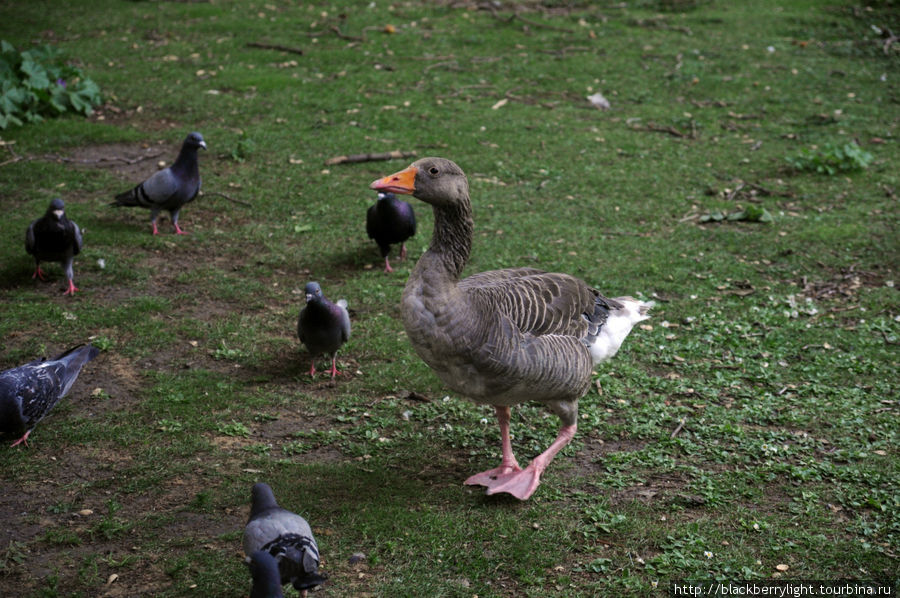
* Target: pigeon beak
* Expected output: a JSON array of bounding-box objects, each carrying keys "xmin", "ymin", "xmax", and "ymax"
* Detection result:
[
  {"xmin": 199, "ymin": 141, "xmax": 208, "ymax": 150},
  {"xmin": 305, "ymin": 293, "xmax": 314, "ymax": 303},
  {"xmin": 53, "ymin": 209, "xmax": 65, "ymax": 219},
  {"xmin": 370, "ymin": 166, "xmax": 417, "ymax": 195}
]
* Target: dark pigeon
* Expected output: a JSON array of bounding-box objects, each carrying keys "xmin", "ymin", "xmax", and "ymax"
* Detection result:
[
  {"xmin": 366, "ymin": 191, "xmax": 416, "ymax": 273},
  {"xmin": 243, "ymin": 483, "xmax": 327, "ymax": 596},
  {"xmin": 297, "ymin": 282, "xmax": 350, "ymax": 379},
  {"xmin": 248, "ymin": 550, "xmax": 285, "ymax": 598},
  {"xmin": 111, "ymin": 131, "xmax": 206, "ymax": 235},
  {"xmin": 25, "ymin": 198, "xmax": 83, "ymax": 296},
  {"xmin": 0, "ymin": 344, "xmax": 100, "ymax": 447}
]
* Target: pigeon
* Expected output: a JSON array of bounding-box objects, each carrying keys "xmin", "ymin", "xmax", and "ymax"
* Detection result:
[
  {"xmin": 248, "ymin": 550, "xmax": 285, "ymax": 598},
  {"xmin": 366, "ymin": 191, "xmax": 417, "ymax": 273},
  {"xmin": 297, "ymin": 282, "xmax": 350, "ymax": 379},
  {"xmin": 0, "ymin": 344, "xmax": 100, "ymax": 447},
  {"xmin": 243, "ymin": 483, "xmax": 327, "ymax": 597},
  {"xmin": 25, "ymin": 198, "xmax": 83, "ymax": 296},
  {"xmin": 111, "ymin": 131, "xmax": 206, "ymax": 235}
]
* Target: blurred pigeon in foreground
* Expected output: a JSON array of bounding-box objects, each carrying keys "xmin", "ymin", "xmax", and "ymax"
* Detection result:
[
  {"xmin": 297, "ymin": 282, "xmax": 350, "ymax": 379},
  {"xmin": 111, "ymin": 131, "xmax": 206, "ymax": 235},
  {"xmin": 248, "ymin": 550, "xmax": 285, "ymax": 598},
  {"xmin": 366, "ymin": 191, "xmax": 416, "ymax": 273},
  {"xmin": 0, "ymin": 344, "xmax": 99, "ymax": 447},
  {"xmin": 25, "ymin": 198, "xmax": 83, "ymax": 296},
  {"xmin": 243, "ymin": 483, "xmax": 327, "ymax": 597}
]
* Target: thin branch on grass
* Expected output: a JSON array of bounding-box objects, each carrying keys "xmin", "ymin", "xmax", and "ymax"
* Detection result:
[
  {"xmin": 632, "ymin": 121, "xmax": 697, "ymax": 139},
  {"xmin": 481, "ymin": 3, "xmax": 575, "ymax": 33},
  {"xmin": 424, "ymin": 60, "xmax": 463, "ymax": 73},
  {"xmin": 246, "ymin": 42, "xmax": 305, "ymax": 55},
  {"xmin": 0, "ymin": 143, "xmax": 27, "ymax": 167},
  {"xmin": 670, "ymin": 418, "xmax": 687, "ymax": 438},
  {"xmin": 201, "ymin": 191, "xmax": 252, "ymax": 207},
  {"xmin": 325, "ymin": 150, "xmax": 417, "ymax": 166},
  {"xmin": 40, "ymin": 151, "xmax": 165, "ymax": 166},
  {"xmin": 330, "ymin": 25, "xmax": 365, "ymax": 42}
]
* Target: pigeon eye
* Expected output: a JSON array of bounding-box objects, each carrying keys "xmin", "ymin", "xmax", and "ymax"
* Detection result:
[{"xmin": 428, "ymin": 167, "xmax": 439, "ymax": 175}]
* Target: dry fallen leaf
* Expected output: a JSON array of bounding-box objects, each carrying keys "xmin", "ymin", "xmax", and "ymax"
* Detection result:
[
  {"xmin": 491, "ymin": 98, "xmax": 508, "ymax": 110},
  {"xmin": 776, "ymin": 564, "xmax": 789, "ymax": 571}
]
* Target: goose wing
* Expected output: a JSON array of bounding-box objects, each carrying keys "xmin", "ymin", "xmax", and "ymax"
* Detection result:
[{"xmin": 460, "ymin": 269, "xmax": 598, "ymax": 338}]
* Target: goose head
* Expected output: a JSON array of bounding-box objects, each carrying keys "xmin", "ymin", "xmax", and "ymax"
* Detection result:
[{"xmin": 370, "ymin": 157, "xmax": 469, "ymax": 209}]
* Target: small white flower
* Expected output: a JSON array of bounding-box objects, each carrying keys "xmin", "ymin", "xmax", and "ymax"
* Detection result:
[
  {"xmin": 704, "ymin": 551, "xmax": 714, "ymax": 559},
  {"xmin": 753, "ymin": 522, "xmax": 760, "ymax": 530}
]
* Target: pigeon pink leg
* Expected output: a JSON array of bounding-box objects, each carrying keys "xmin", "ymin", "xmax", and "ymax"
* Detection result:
[
  {"xmin": 173, "ymin": 223, "xmax": 188, "ymax": 235},
  {"xmin": 32, "ymin": 266, "xmax": 47, "ymax": 281},
  {"xmin": 486, "ymin": 423, "xmax": 577, "ymax": 500},
  {"xmin": 309, "ymin": 362, "xmax": 317, "ymax": 377},
  {"xmin": 151, "ymin": 220, "xmax": 159, "ymax": 235},
  {"xmin": 383, "ymin": 257, "xmax": 394, "ymax": 273},
  {"xmin": 399, "ymin": 243, "xmax": 408, "ymax": 260},
  {"xmin": 327, "ymin": 356, "xmax": 342, "ymax": 379},
  {"xmin": 465, "ymin": 406, "xmax": 523, "ymax": 487},
  {"xmin": 63, "ymin": 280, "xmax": 79, "ymax": 296},
  {"xmin": 10, "ymin": 430, "xmax": 31, "ymax": 448}
]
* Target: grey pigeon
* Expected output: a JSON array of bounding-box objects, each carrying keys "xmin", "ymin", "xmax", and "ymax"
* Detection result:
[
  {"xmin": 248, "ymin": 550, "xmax": 285, "ymax": 598},
  {"xmin": 297, "ymin": 282, "xmax": 350, "ymax": 379},
  {"xmin": 111, "ymin": 131, "xmax": 206, "ymax": 235},
  {"xmin": 25, "ymin": 198, "xmax": 83, "ymax": 296},
  {"xmin": 243, "ymin": 483, "xmax": 327, "ymax": 596},
  {"xmin": 366, "ymin": 191, "xmax": 417, "ymax": 273},
  {"xmin": 0, "ymin": 344, "xmax": 99, "ymax": 447}
]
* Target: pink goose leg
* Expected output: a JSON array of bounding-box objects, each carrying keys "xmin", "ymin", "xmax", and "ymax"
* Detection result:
[{"xmin": 466, "ymin": 405, "xmax": 577, "ymax": 500}]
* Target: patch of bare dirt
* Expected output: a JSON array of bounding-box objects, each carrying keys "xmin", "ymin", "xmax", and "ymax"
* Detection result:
[{"xmin": 797, "ymin": 264, "xmax": 889, "ymax": 301}]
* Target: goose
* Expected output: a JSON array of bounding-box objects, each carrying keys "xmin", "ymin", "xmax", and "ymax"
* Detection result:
[
  {"xmin": 370, "ymin": 157, "xmax": 652, "ymax": 500},
  {"xmin": 366, "ymin": 191, "xmax": 417, "ymax": 273},
  {"xmin": 25, "ymin": 198, "xmax": 83, "ymax": 296}
]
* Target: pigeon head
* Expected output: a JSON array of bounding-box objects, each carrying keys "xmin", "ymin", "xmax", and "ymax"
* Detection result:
[
  {"xmin": 47, "ymin": 198, "xmax": 66, "ymax": 220},
  {"xmin": 304, "ymin": 282, "xmax": 323, "ymax": 304},
  {"xmin": 249, "ymin": 482, "xmax": 279, "ymax": 519},
  {"xmin": 376, "ymin": 191, "xmax": 396, "ymax": 202},
  {"xmin": 185, "ymin": 131, "xmax": 207, "ymax": 151}
]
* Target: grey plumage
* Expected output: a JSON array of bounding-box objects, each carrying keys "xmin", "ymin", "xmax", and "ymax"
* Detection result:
[
  {"xmin": 243, "ymin": 483, "xmax": 327, "ymax": 594},
  {"xmin": 0, "ymin": 344, "xmax": 100, "ymax": 447},
  {"xmin": 366, "ymin": 191, "xmax": 417, "ymax": 273},
  {"xmin": 111, "ymin": 131, "xmax": 206, "ymax": 235},
  {"xmin": 370, "ymin": 157, "xmax": 651, "ymax": 499},
  {"xmin": 248, "ymin": 550, "xmax": 285, "ymax": 598},
  {"xmin": 25, "ymin": 198, "xmax": 83, "ymax": 295},
  {"xmin": 297, "ymin": 282, "xmax": 351, "ymax": 379}
]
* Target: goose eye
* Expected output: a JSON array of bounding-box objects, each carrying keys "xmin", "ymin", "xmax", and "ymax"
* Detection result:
[{"xmin": 428, "ymin": 167, "xmax": 439, "ymax": 175}]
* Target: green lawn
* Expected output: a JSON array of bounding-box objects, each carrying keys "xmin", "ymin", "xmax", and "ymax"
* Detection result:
[{"xmin": 0, "ymin": 1, "xmax": 897, "ymax": 596}]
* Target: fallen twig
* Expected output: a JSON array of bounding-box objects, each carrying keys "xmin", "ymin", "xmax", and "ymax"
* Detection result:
[
  {"xmin": 201, "ymin": 191, "xmax": 252, "ymax": 207},
  {"xmin": 670, "ymin": 418, "xmax": 687, "ymax": 438},
  {"xmin": 633, "ymin": 122, "xmax": 696, "ymax": 139},
  {"xmin": 330, "ymin": 25, "xmax": 365, "ymax": 42},
  {"xmin": 481, "ymin": 3, "xmax": 575, "ymax": 33},
  {"xmin": 246, "ymin": 41, "xmax": 304, "ymax": 55},
  {"xmin": 40, "ymin": 151, "xmax": 165, "ymax": 166},
  {"xmin": 325, "ymin": 150, "xmax": 417, "ymax": 166}
]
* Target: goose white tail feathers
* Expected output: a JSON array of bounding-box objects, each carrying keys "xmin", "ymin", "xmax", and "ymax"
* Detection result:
[{"xmin": 587, "ymin": 297, "xmax": 653, "ymax": 364}]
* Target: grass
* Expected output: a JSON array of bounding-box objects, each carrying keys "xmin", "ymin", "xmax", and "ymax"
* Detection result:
[{"xmin": 0, "ymin": 0, "xmax": 897, "ymax": 596}]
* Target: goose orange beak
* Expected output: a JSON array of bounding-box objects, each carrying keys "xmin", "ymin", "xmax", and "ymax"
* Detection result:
[{"xmin": 370, "ymin": 166, "xmax": 417, "ymax": 195}]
